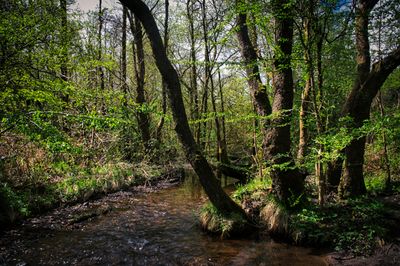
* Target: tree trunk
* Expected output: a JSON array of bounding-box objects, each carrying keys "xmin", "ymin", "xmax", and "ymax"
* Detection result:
[
  {"xmin": 263, "ymin": 0, "xmax": 305, "ymax": 204},
  {"xmin": 235, "ymin": 0, "xmax": 271, "ymax": 179},
  {"xmin": 377, "ymin": 92, "xmax": 391, "ymax": 189},
  {"xmin": 297, "ymin": 17, "xmax": 313, "ymax": 164},
  {"xmin": 236, "ymin": 3, "xmax": 272, "ymax": 120},
  {"xmin": 60, "ymin": 0, "xmax": 68, "ymax": 85},
  {"xmin": 326, "ymin": 159, "xmax": 342, "ymax": 192},
  {"xmin": 186, "ymin": 0, "xmax": 200, "ymax": 144},
  {"xmin": 98, "ymin": 0, "xmax": 105, "ymax": 92},
  {"xmin": 210, "ymin": 75, "xmax": 223, "ymax": 163},
  {"xmin": 120, "ymin": 0, "xmax": 246, "ymax": 216},
  {"xmin": 200, "ymin": 0, "xmax": 209, "ymax": 151},
  {"xmin": 130, "ymin": 15, "xmax": 151, "ymax": 150},
  {"xmin": 156, "ymin": 0, "xmax": 169, "ymax": 142},
  {"xmin": 217, "ymin": 69, "xmax": 229, "ymax": 164},
  {"xmin": 121, "ymin": 7, "xmax": 128, "ymax": 107}
]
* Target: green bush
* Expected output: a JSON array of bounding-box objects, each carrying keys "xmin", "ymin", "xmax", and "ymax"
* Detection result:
[{"xmin": 290, "ymin": 197, "xmax": 388, "ymax": 255}]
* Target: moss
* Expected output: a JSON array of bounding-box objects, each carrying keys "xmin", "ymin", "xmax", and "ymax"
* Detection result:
[
  {"xmin": 233, "ymin": 177, "xmax": 271, "ymax": 201},
  {"xmin": 199, "ymin": 203, "xmax": 248, "ymax": 238}
]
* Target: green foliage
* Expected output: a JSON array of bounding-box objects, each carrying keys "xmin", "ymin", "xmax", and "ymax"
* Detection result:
[
  {"xmin": 55, "ymin": 163, "xmax": 137, "ymax": 202},
  {"xmin": 0, "ymin": 182, "xmax": 30, "ymax": 217},
  {"xmin": 365, "ymin": 174, "xmax": 387, "ymax": 194},
  {"xmin": 290, "ymin": 197, "xmax": 389, "ymax": 255},
  {"xmin": 233, "ymin": 177, "xmax": 271, "ymax": 201}
]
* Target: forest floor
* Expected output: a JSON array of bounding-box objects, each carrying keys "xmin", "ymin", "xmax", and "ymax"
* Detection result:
[{"xmin": 327, "ymin": 193, "xmax": 400, "ymax": 266}]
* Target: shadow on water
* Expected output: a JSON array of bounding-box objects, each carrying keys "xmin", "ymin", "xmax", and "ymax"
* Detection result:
[{"xmin": 0, "ymin": 170, "xmax": 329, "ymax": 265}]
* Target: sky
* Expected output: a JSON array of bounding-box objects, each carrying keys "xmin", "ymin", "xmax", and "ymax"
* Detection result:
[{"xmin": 73, "ymin": 0, "xmax": 119, "ymax": 12}]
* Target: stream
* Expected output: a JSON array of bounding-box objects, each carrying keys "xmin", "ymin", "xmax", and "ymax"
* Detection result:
[{"xmin": 0, "ymin": 170, "xmax": 328, "ymax": 265}]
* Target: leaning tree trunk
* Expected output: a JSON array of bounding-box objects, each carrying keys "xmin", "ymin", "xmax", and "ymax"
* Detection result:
[
  {"xmin": 120, "ymin": 0, "xmax": 246, "ymax": 216},
  {"xmin": 263, "ymin": 0, "xmax": 305, "ymax": 204},
  {"xmin": 339, "ymin": 0, "xmax": 400, "ymax": 198}
]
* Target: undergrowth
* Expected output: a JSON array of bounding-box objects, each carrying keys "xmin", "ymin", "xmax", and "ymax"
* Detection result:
[
  {"xmin": 290, "ymin": 197, "xmax": 389, "ymax": 255},
  {"xmin": 0, "ymin": 160, "xmax": 173, "ymax": 226},
  {"xmin": 230, "ymin": 172, "xmax": 398, "ymax": 255}
]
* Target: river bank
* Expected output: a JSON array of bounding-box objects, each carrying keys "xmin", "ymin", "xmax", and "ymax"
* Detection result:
[
  {"xmin": 0, "ymin": 160, "xmax": 185, "ymax": 230},
  {"xmin": 1, "ymin": 166, "xmax": 399, "ymax": 265},
  {"xmin": 0, "ymin": 171, "xmax": 329, "ymax": 265}
]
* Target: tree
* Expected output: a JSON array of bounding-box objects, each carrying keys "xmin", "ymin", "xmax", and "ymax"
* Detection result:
[
  {"xmin": 121, "ymin": 6, "xmax": 128, "ymax": 107},
  {"xmin": 119, "ymin": 0, "xmax": 246, "ymax": 216},
  {"xmin": 129, "ymin": 14, "xmax": 152, "ymax": 150},
  {"xmin": 262, "ymin": 0, "xmax": 305, "ymax": 203},
  {"xmin": 339, "ymin": 0, "xmax": 400, "ymax": 197},
  {"xmin": 98, "ymin": 0, "xmax": 105, "ymax": 94},
  {"xmin": 155, "ymin": 0, "xmax": 169, "ymax": 143},
  {"xmin": 185, "ymin": 0, "xmax": 200, "ymax": 144},
  {"xmin": 235, "ymin": 0, "xmax": 272, "ymax": 128},
  {"xmin": 60, "ymin": 0, "xmax": 69, "ymax": 86}
]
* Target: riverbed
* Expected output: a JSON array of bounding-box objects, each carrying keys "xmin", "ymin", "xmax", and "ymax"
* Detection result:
[{"xmin": 0, "ymin": 171, "xmax": 328, "ymax": 265}]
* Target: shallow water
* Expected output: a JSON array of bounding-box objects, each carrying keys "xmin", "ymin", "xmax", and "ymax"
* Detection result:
[{"xmin": 1, "ymin": 172, "xmax": 328, "ymax": 265}]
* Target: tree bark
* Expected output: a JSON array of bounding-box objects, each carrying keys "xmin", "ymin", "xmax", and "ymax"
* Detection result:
[
  {"xmin": 263, "ymin": 0, "xmax": 305, "ymax": 203},
  {"xmin": 210, "ymin": 74, "xmax": 223, "ymax": 163},
  {"xmin": 120, "ymin": 0, "xmax": 246, "ymax": 216}
]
